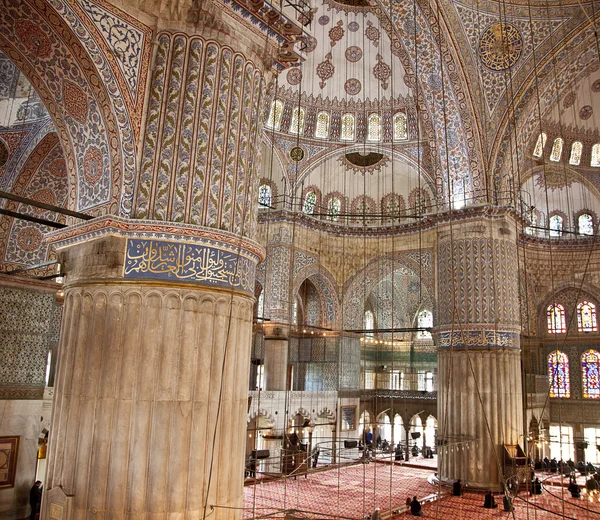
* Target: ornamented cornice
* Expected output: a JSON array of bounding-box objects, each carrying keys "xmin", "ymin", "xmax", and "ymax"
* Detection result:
[{"xmin": 0, "ymin": 386, "xmax": 45, "ymax": 399}]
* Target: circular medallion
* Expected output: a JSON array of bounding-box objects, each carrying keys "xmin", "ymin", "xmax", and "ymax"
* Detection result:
[
  {"xmin": 0, "ymin": 140, "xmax": 8, "ymax": 168},
  {"xmin": 83, "ymin": 146, "xmax": 103, "ymax": 185},
  {"xmin": 15, "ymin": 20, "xmax": 51, "ymax": 58},
  {"xmin": 563, "ymin": 92, "xmax": 576, "ymax": 108},
  {"xmin": 344, "ymin": 78, "xmax": 362, "ymax": 96},
  {"xmin": 287, "ymin": 68, "xmax": 302, "ymax": 86},
  {"xmin": 318, "ymin": 15, "xmax": 330, "ymax": 26},
  {"xmin": 49, "ymin": 158, "xmax": 67, "ymax": 178},
  {"xmin": 348, "ymin": 21, "xmax": 360, "ymax": 32},
  {"xmin": 479, "ymin": 23, "xmax": 523, "ymax": 71},
  {"xmin": 290, "ymin": 146, "xmax": 304, "ymax": 162},
  {"xmin": 580, "ymin": 105, "xmax": 593, "ymax": 120},
  {"xmin": 593, "ymin": 80, "xmax": 600, "ymax": 93},
  {"xmin": 345, "ymin": 46, "xmax": 363, "ymax": 62},
  {"xmin": 17, "ymin": 227, "xmax": 42, "ymax": 252},
  {"xmin": 303, "ymin": 36, "xmax": 317, "ymax": 53}
]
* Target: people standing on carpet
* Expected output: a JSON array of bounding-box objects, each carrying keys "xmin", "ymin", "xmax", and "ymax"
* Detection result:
[
  {"xmin": 569, "ymin": 477, "xmax": 581, "ymax": 498},
  {"xmin": 371, "ymin": 507, "xmax": 382, "ymax": 520},
  {"xmin": 410, "ymin": 496, "xmax": 423, "ymax": 516},
  {"xmin": 452, "ymin": 479, "xmax": 463, "ymax": 496},
  {"xmin": 483, "ymin": 490, "xmax": 498, "ymax": 508},
  {"xmin": 29, "ymin": 480, "xmax": 42, "ymax": 520}
]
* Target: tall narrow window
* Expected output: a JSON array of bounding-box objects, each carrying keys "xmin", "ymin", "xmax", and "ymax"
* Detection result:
[
  {"xmin": 266, "ymin": 100, "xmax": 283, "ymax": 130},
  {"xmin": 578, "ymin": 213, "xmax": 594, "ymax": 236},
  {"xmin": 591, "ymin": 144, "xmax": 600, "ymax": 167},
  {"xmin": 549, "ymin": 214, "xmax": 563, "ymax": 237},
  {"xmin": 364, "ymin": 310, "xmax": 374, "ymax": 337},
  {"xmin": 258, "ymin": 184, "xmax": 272, "ymax": 207},
  {"xmin": 393, "ymin": 112, "xmax": 408, "ymax": 140},
  {"xmin": 327, "ymin": 197, "xmax": 341, "ymax": 221},
  {"xmin": 367, "ymin": 113, "xmax": 381, "ymax": 141},
  {"xmin": 577, "ymin": 301, "xmax": 598, "ymax": 332},
  {"xmin": 569, "ymin": 141, "xmax": 583, "ymax": 166},
  {"xmin": 533, "ymin": 132, "xmax": 547, "ymax": 158},
  {"xmin": 341, "ymin": 113, "xmax": 355, "ymax": 141},
  {"xmin": 315, "ymin": 111, "xmax": 330, "ymax": 139},
  {"xmin": 303, "ymin": 191, "xmax": 316, "ymax": 214},
  {"xmin": 548, "ymin": 350, "xmax": 570, "ymax": 398},
  {"xmin": 582, "ymin": 350, "xmax": 600, "ymax": 399},
  {"xmin": 289, "ymin": 107, "xmax": 305, "ymax": 135},
  {"xmin": 417, "ymin": 310, "xmax": 433, "ymax": 339},
  {"xmin": 550, "ymin": 137, "xmax": 563, "ymax": 162},
  {"xmin": 547, "ymin": 303, "xmax": 566, "ymax": 334}
]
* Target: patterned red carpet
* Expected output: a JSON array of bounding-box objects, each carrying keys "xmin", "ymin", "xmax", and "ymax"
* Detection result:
[{"xmin": 242, "ymin": 463, "xmax": 600, "ymax": 519}]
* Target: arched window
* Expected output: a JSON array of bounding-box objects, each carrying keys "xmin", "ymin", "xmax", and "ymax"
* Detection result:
[
  {"xmin": 592, "ymin": 144, "xmax": 600, "ymax": 167},
  {"xmin": 548, "ymin": 350, "xmax": 570, "ymax": 398},
  {"xmin": 417, "ymin": 310, "xmax": 433, "ymax": 339},
  {"xmin": 533, "ymin": 132, "xmax": 547, "ymax": 158},
  {"xmin": 578, "ymin": 213, "xmax": 594, "ymax": 236},
  {"xmin": 266, "ymin": 100, "xmax": 283, "ymax": 130},
  {"xmin": 327, "ymin": 197, "xmax": 341, "ymax": 221},
  {"xmin": 367, "ymin": 113, "xmax": 381, "ymax": 141},
  {"xmin": 549, "ymin": 214, "xmax": 563, "ymax": 237},
  {"xmin": 289, "ymin": 107, "xmax": 305, "ymax": 135},
  {"xmin": 577, "ymin": 301, "xmax": 598, "ymax": 332},
  {"xmin": 550, "ymin": 137, "xmax": 563, "ymax": 162},
  {"xmin": 393, "ymin": 112, "xmax": 408, "ymax": 140},
  {"xmin": 569, "ymin": 141, "xmax": 583, "ymax": 166},
  {"xmin": 341, "ymin": 113, "xmax": 355, "ymax": 141},
  {"xmin": 582, "ymin": 350, "xmax": 600, "ymax": 399},
  {"xmin": 547, "ymin": 303, "xmax": 566, "ymax": 333},
  {"xmin": 256, "ymin": 290, "xmax": 264, "ymax": 319},
  {"xmin": 258, "ymin": 184, "xmax": 272, "ymax": 207},
  {"xmin": 364, "ymin": 310, "xmax": 374, "ymax": 337},
  {"xmin": 315, "ymin": 111, "xmax": 330, "ymax": 139},
  {"xmin": 303, "ymin": 191, "xmax": 316, "ymax": 214}
]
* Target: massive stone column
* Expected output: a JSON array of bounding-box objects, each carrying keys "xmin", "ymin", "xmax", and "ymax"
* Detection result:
[
  {"xmin": 41, "ymin": 18, "xmax": 277, "ymax": 519},
  {"xmin": 435, "ymin": 208, "xmax": 523, "ymax": 490}
]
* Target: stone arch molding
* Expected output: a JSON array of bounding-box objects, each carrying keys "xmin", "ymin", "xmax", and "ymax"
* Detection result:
[
  {"xmin": 247, "ymin": 408, "xmax": 276, "ymax": 426},
  {"xmin": 342, "ymin": 252, "xmax": 435, "ymax": 329},
  {"xmin": 0, "ymin": 0, "xmax": 144, "ymax": 215},
  {"xmin": 293, "ymin": 263, "xmax": 340, "ymax": 329}
]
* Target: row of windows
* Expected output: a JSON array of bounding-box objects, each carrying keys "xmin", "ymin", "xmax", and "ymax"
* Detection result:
[
  {"xmin": 533, "ymin": 132, "xmax": 599, "ymax": 167},
  {"xmin": 266, "ymin": 100, "xmax": 408, "ymax": 141},
  {"xmin": 548, "ymin": 349, "xmax": 600, "ymax": 399},
  {"xmin": 547, "ymin": 301, "xmax": 598, "ymax": 334},
  {"xmin": 546, "ymin": 213, "xmax": 595, "ymax": 237}
]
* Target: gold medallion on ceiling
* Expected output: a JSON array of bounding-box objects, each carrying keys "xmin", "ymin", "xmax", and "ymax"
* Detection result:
[
  {"xmin": 290, "ymin": 146, "xmax": 305, "ymax": 162},
  {"xmin": 479, "ymin": 23, "xmax": 523, "ymax": 71}
]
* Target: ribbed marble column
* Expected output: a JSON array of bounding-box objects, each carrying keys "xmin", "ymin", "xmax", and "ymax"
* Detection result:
[
  {"xmin": 435, "ymin": 208, "xmax": 523, "ymax": 490},
  {"xmin": 263, "ymin": 324, "xmax": 290, "ymax": 391}
]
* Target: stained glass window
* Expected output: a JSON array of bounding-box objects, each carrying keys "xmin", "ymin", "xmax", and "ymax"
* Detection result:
[
  {"xmin": 327, "ymin": 197, "xmax": 341, "ymax": 221},
  {"xmin": 548, "ymin": 350, "xmax": 570, "ymax": 398},
  {"xmin": 547, "ymin": 303, "xmax": 566, "ymax": 333},
  {"xmin": 533, "ymin": 132, "xmax": 547, "ymax": 158},
  {"xmin": 303, "ymin": 191, "xmax": 316, "ymax": 214},
  {"xmin": 258, "ymin": 184, "xmax": 271, "ymax": 207},
  {"xmin": 550, "ymin": 137, "xmax": 563, "ymax": 162},
  {"xmin": 592, "ymin": 144, "xmax": 600, "ymax": 167},
  {"xmin": 393, "ymin": 112, "xmax": 408, "ymax": 140},
  {"xmin": 367, "ymin": 113, "xmax": 381, "ymax": 141},
  {"xmin": 289, "ymin": 107, "xmax": 305, "ymax": 135},
  {"xmin": 341, "ymin": 113, "xmax": 355, "ymax": 141},
  {"xmin": 266, "ymin": 100, "xmax": 283, "ymax": 130},
  {"xmin": 577, "ymin": 301, "xmax": 597, "ymax": 332},
  {"xmin": 578, "ymin": 213, "xmax": 594, "ymax": 236},
  {"xmin": 417, "ymin": 310, "xmax": 433, "ymax": 339},
  {"xmin": 315, "ymin": 111, "xmax": 330, "ymax": 139},
  {"xmin": 582, "ymin": 350, "xmax": 600, "ymax": 399},
  {"xmin": 569, "ymin": 141, "xmax": 582, "ymax": 166},
  {"xmin": 549, "ymin": 214, "xmax": 563, "ymax": 237}
]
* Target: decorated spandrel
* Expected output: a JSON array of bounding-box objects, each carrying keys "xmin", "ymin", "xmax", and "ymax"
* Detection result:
[
  {"xmin": 124, "ymin": 239, "xmax": 255, "ymax": 293},
  {"xmin": 582, "ymin": 350, "xmax": 600, "ymax": 399},
  {"xmin": 548, "ymin": 350, "xmax": 570, "ymax": 398}
]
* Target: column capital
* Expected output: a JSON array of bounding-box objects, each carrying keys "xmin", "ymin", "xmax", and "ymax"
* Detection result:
[{"xmin": 45, "ymin": 216, "xmax": 265, "ymax": 296}]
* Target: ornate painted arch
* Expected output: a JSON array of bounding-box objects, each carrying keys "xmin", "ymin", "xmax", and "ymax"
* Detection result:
[{"xmin": 293, "ymin": 263, "xmax": 340, "ymax": 329}]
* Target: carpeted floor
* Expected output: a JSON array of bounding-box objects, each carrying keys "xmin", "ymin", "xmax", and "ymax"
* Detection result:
[{"xmin": 242, "ymin": 463, "xmax": 600, "ymax": 519}]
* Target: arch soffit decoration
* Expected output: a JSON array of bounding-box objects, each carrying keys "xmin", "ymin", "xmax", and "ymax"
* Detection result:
[
  {"xmin": 342, "ymin": 253, "xmax": 435, "ymax": 329},
  {"xmin": 293, "ymin": 263, "xmax": 340, "ymax": 329},
  {"xmin": 0, "ymin": 0, "xmax": 146, "ymax": 215},
  {"xmin": 491, "ymin": 24, "xmax": 599, "ymax": 195},
  {"xmin": 520, "ymin": 164, "xmax": 600, "ymax": 203}
]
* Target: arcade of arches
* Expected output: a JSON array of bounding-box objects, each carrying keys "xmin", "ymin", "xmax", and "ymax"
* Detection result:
[{"xmin": 1, "ymin": 0, "xmax": 600, "ymax": 518}]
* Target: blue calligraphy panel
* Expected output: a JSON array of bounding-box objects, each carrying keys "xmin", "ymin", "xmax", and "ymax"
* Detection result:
[{"xmin": 124, "ymin": 239, "xmax": 255, "ymax": 293}]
